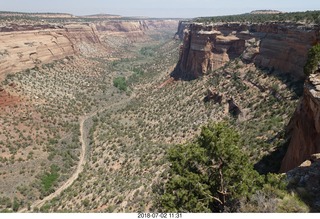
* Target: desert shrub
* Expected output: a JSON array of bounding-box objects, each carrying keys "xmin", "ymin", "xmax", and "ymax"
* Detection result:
[
  {"xmin": 113, "ymin": 76, "xmax": 127, "ymax": 91},
  {"xmin": 140, "ymin": 46, "xmax": 155, "ymax": 56},
  {"xmin": 12, "ymin": 197, "xmax": 20, "ymax": 212},
  {"xmin": 196, "ymin": 10, "xmax": 320, "ymax": 24},
  {"xmin": 41, "ymin": 165, "xmax": 60, "ymax": 193},
  {"xmin": 304, "ymin": 43, "xmax": 320, "ymax": 76},
  {"xmin": 240, "ymin": 173, "xmax": 309, "ymax": 212}
]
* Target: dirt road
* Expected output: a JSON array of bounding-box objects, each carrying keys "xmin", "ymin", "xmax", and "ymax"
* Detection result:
[{"xmin": 19, "ymin": 98, "xmax": 130, "ymax": 212}]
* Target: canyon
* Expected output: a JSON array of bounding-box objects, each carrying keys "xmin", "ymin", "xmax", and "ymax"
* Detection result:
[
  {"xmin": 0, "ymin": 13, "xmax": 180, "ymax": 212},
  {"xmin": 0, "ymin": 19, "xmax": 178, "ymax": 80},
  {"xmin": 1, "ymin": 10, "xmax": 320, "ymax": 212}
]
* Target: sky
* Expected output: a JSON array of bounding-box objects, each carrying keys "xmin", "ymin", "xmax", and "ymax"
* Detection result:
[{"xmin": 0, "ymin": 0, "xmax": 319, "ymax": 18}]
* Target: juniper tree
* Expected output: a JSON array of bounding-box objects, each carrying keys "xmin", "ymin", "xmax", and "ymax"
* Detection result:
[{"xmin": 161, "ymin": 123, "xmax": 263, "ymax": 212}]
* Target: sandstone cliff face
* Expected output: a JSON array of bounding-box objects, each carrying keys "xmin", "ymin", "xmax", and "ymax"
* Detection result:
[
  {"xmin": 95, "ymin": 20, "xmax": 178, "ymax": 41},
  {"xmin": 174, "ymin": 21, "xmax": 191, "ymax": 40},
  {"xmin": 0, "ymin": 23, "xmax": 100, "ymax": 79},
  {"xmin": 280, "ymin": 72, "xmax": 320, "ymax": 172},
  {"xmin": 173, "ymin": 22, "xmax": 320, "ymax": 80},
  {"xmin": 95, "ymin": 20, "xmax": 148, "ymax": 33},
  {"xmin": 0, "ymin": 19, "xmax": 178, "ymax": 80},
  {"xmin": 145, "ymin": 20, "xmax": 179, "ymax": 30}
]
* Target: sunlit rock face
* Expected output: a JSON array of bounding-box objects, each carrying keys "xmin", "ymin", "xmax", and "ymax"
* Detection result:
[
  {"xmin": 281, "ymin": 72, "xmax": 320, "ymax": 172},
  {"xmin": 173, "ymin": 22, "xmax": 320, "ymax": 80},
  {"xmin": 0, "ymin": 19, "xmax": 179, "ymax": 80},
  {"xmin": 0, "ymin": 23, "xmax": 100, "ymax": 79}
]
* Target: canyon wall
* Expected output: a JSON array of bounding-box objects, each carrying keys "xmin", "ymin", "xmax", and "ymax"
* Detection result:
[
  {"xmin": 280, "ymin": 72, "xmax": 320, "ymax": 172},
  {"xmin": 173, "ymin": 22, "xmax": 320, "ymax": 80},
  {"xmin": 0, "ymin": 23, "xmax": 100, "ymax": 80},
  {"xmin": 174, "ymin": 21, "xmax": 190, "ymax": 39},
  {"xmin": 0, "ymin": 19, "xmax": 178, "ymax": 80},
  {"xmin": 145, "ymin": 20, "xmax": 179, "ymax": 30},
  {"xmin": 95, "ymin": 20, "xmax": 148, "ymax": 34},
  {"xmin": 95, "ymin": 20, "xmax": 178, "ymax": 41}
]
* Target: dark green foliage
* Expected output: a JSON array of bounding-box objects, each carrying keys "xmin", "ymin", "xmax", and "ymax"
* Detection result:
[
  {"xmin": 12, "ymin": 197, "xmax": 20, "ymax": 212},
  {"xmin": 127, "ymin": 68, "xmax": 144, "ymax": 85},
  {"xmin": 113, "ymin": 76, "xmax": 127, "ymax": 91},
  {"xmin": 41, "ymin": 164, "xmax": 60, "ymax": 192},
  {"xmin": 196, "ymin": 10, "xmax": 320, "ymax": 24},
  {"xmin": 160, "ymin": 123, "xmax": 263, "ymax": 212},
  {"xmin": 82, "ymin": 198, "xmax": 90, "ymax": 208},
  {"xmin": 304, "ymin": 44, "xmax": 320, "ymax": 76},
  {"xmin": 140, "ymin": 46, "xmax": 155, "ymax": 56}
]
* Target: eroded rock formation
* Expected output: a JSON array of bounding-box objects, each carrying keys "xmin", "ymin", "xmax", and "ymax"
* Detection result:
[
  {"xmin": 174, "ymin": 21, "xmax": 190, "ymax": 40},
  {"xmin": 0, "ymin": 23, "xmax": 100, "ymax": 79},
  {"xmin": 286, "ymin": 153, "xmax": 320, "ymax": 210},
  {"xmin": 95, "ymin": 20, "xmax": 178, "ymax": 42},
  {"xmin": 0, "ymin": 19, "xmax": 178, "ymax": 80},
  {"xmin": 280, "ymin": 71, "xmax": 320, "ymax": 172},
  {"xmin": 203, "ymin": 88, "xmax": 223, "ymax": 104},
  {"xmin": 173, "ymin": 22, "xmax": 320, "ymax": 80}
]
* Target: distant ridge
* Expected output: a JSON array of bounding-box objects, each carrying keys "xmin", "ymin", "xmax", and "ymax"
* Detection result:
[
  {"xmin": 250, "ymin": 10, "xmax": 283, "ymax": 14},
  {"xmin": 81, "ymin": 13, "xmax": 122, "ymax": 19},
  {"xmin": 0, "ymin": 11, "xmax": 74, "ymax": 18}
]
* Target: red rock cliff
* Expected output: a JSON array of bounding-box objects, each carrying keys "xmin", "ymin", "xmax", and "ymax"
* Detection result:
[
  {"xmin": 0, "ymin": 23, "xmax": 100, "ymax": 80},
  {"xmin": 173, "ymin": 22, "xmax": 320, "ymax": 80},
  {"xmin": 280, "ymin": 72, "xmax": 320, "ymax": 172},
  {"xmin": 0, "ymin": 19, "xmax": 178, "ymax": 80}
]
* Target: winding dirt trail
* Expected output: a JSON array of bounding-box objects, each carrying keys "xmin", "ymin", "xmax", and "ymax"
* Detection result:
[{"xmin": 19, "ymin": 98, "xmax": 130, "ymax": 212}]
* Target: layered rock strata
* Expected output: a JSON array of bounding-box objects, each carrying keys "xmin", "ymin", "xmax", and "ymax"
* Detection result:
[
  {"xmin": 173, "ymin": 22, "xmax": 320, "ymax": 80},
  {"xmin": 0, "ymin": 23, "xmax": 100, "ymax": 79},
  {"xmin": 0, "ymin": 19, "xmax": 178, "ymax": 79},
  {"xmin": 96, "ymin": 20, "xmax": 178, "ymax": 41}
]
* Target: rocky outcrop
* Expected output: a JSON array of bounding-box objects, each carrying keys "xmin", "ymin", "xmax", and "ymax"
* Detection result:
[
  {"xmin": 280, "ymin": 71, "xmax": 320, "ymax": 172},
  {"xmin": 64, "ymin": 24, "xmax": 101, "ymax": 44},
  {"xmin": 203, "ymin": 88, "xmax": 222, "ymax": 104},
  {"xmin": 228, "ymin": 98, "xmax": 241, "ymax": 118},
  {"xmin": 286, "ymin": 154, "xmax": 320, "ymax": 211},
  {"xmin": 174, "ymin": 21, "xmax": 191, "ymax": 40},
  {"xmin": 0, "ymin": 23, "xmax": 101, "ymax": 79},
  {"xmin": 172, "ymin": 22, "xmax": 320, "ymax": 80}
]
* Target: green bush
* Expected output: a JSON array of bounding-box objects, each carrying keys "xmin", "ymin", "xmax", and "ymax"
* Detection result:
[
  {"xmin": 12, "ymin": 198, "xmax": 20, "ymax": 212},
  {"xmin": 41, "ymin": 165, "xmax": 60, "ymax": 192},
  {"xmin": 140, "ymin": 47, "xmax": 155, "ymax": 56},
  {"xmin": 113, "ymin": 76, "xmax": 127, "ymax": 91},
  {"xmin": 304, "ymin": 44, "xmax": 320, "ymax": 76},
  {"xmin": 196, "ymin": 10, "xmax": 320, "ymax": 24}
]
